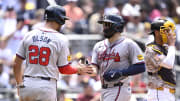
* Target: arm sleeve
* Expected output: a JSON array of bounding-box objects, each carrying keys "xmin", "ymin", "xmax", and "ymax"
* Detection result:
[
  {"xmin": 57, "ymin": 41, "xmax": 70, "ymax": 67},
  {"xmin": 121, "ymin": 62, "xmax": 145, "ymax": 76},
  {"xmin": 161, "ymin": 46, "xmax": 175, "ymax": 68},
  {"xmin": 91, "ymin": 43, "xmax": 99, "ymax": 65},
  {"xmin": 128, "ymin": 40, "xmax": 144, "ymax": 64}
]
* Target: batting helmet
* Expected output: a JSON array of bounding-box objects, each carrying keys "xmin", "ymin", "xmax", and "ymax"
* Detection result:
[
  {"xmin": 98, "ymin": 15, "xmax": 125, "ymax": 33},
  {"xmin": 44, "ymin": 5, "xmax": 69, "ymax": 25},
  {"xmin": 150, "ymin": 19, "xmax": 175, "ymax": 44}
]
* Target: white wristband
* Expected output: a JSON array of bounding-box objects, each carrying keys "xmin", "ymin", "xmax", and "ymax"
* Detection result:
[{"xmin": 16, "ymin": 83, "xmax": 24, "ymax": 88}]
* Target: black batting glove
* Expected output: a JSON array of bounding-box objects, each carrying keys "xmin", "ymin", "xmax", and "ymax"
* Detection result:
[{"xmin": 103, "ymin": 69, "xmax": 123, "ymax": 82}]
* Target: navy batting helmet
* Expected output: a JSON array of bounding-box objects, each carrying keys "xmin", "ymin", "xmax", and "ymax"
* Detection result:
[
  {"xmin": 44, "ymin": 5, "xmax": 69, "ymax": 25},
  {"xmin": 98, "ymin": 15, "xmax": 125, "ymax": 33}
]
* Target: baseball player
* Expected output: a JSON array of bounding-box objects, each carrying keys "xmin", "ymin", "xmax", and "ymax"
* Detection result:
[
  {"xmin": 144, "ymin": 19, "xmax": 176, "ymax": 101},
  {"xmin": 13, "ymin": 5, "xmax": 94, "ymax": 101},
  {"xmin": 88, "ymin": 15, "xmax": 145, "ymax": 101}
]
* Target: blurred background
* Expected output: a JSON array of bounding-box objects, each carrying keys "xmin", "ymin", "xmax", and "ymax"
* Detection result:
[{"xmin": 0, "ymin": 0, "xmax": 180, "ymax": 101}]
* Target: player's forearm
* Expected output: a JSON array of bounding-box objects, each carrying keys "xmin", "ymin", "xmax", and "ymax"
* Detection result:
[
  {"xmin": 121, "ymin": 62, "xmax": 145, "ymax": 76},
  {"xmin": 160, "ymin": 46, "xmax": 175, "ymax": 69},
  {"xmin": 13, "ymin": 56, "xmax": 23, "ymax": 84}
]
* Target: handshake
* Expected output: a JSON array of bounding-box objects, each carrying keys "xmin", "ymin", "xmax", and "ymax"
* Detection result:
[{"xmin": 76, "ymin": 59, "xmax": 97, "ymax": 76}]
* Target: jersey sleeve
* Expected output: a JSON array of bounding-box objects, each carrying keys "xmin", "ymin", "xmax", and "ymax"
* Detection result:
[
  {"xmin": 91, "ymin": 43, "xmax": 99, "ymax": 65},
  {"xmin": 57, "ymin": 41, "xmax": 70, "ymax": 67},
  {"xmin": 128, "ymin": 40, "xmax": 144, "ymax": 64},
  {"xmin": 16, "ymin": 37, "xmax": 26, "ymax": 60}
]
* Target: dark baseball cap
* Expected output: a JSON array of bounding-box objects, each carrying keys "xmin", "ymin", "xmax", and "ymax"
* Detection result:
[{"xmin": 149, "ymin": 19, "xmax": 166, "ymax": 34}]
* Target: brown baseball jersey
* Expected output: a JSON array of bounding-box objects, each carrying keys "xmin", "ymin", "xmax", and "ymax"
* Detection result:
[{"xmin": 144, "ymin": 43, "xmax": 176, "ymax": 89}]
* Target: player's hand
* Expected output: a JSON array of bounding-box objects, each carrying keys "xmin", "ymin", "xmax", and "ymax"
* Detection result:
[
  {"xmin": 77, "ymin": 64, "xmax": 97, "ymax": 76},
  {"xmin": 167, "ymin": 32, "xmax": 176, "ymax": 46},
  {"xmin": 77, "ymin": 63, "xmax": 93, "ymax": 75},
  {"xmin": 86, "ymin": 65, "xmax": 97, "ymax": 76}
]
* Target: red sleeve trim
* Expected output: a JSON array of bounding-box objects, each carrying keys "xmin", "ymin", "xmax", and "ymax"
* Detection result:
[
  {"xmin": 16, "ymin": 54, "xmax": 25, "ymax": 60},
  {"xmin": 58, "ymin": 64, "xmax": 77, "ymax": 74}
]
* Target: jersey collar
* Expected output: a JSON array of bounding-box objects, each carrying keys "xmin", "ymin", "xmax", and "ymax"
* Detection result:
[
  {"xmin": 105, "ymin": 37, "xmax": 125, "ymax": 48},
  {"xmin": 39, "ymin": 27, "xmax": 58, "ymax": 33}
]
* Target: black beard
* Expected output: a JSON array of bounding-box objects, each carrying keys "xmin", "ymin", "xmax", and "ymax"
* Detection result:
[{"xmin": 103, "ymin": 28, "xmax": 116, "ymax": 38}]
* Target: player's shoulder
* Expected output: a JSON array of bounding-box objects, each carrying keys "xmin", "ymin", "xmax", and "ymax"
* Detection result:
[
  {"xmin": 145, "ymin": 43, "xmax": 163, "ymax": 54},
  {"xmin": 94, "ymin": 39, "xmax": 106, "ymax": 48},
  {"xmin": 96, "ymin": 40, "xmax": 104, "ymax": 45},
  {"xmin": 122, "ymin": 37, "xmax": 138, "ymax": 46},
  {"xmin": 22, "ymin": 29, "xmax": 39, "ymax": 39},
  {"xmin": 55, "ymin": 32, "xmax": 68, "ymax": 43},
  {"xmin": 123, "ymin": 37, "xmax": 135, "ymax": 43}
]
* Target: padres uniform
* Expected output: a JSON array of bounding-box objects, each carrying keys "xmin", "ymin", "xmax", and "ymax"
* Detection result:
[
  {"xmin": 16, "ymin": 27, "xmax": 69, "ymax": 101},
  {"xmin": 145, "ymin": 43, "xmax": 176, "ymax": 101},
  {"xmin": 91, "ymin": 37, "xmax": 144, "ymax": 101}
]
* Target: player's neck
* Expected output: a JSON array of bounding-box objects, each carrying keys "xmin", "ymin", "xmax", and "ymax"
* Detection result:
[
  {"xmin": 155, "ymin": 38, "xmax": 163, "ymax": 46},
  {"xmin": 108, "ymin": 33, "xmax": 121, "ymax": 43},
  {"xmin": 44, "ymin": 21, "xmax": 61, "ymax": 31}
]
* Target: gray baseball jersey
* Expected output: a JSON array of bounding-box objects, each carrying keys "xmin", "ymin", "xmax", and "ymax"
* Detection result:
[
  {"xmin": 16, "ymin": 27, "xmax": 70, "ymax": 80},
  {"xmin": 91, "ymin": 37, "xmax": 144, "ymax": 86}
]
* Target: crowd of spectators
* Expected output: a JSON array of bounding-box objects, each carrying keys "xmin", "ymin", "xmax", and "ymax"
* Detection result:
[{"xmin": 1, "ymin": 0, "xmax": 180, "ymax": 101}]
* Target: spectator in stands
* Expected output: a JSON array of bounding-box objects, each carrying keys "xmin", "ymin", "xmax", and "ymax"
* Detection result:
[
  {"xmin": 89, "ymin": 7, "xmax": 104, "ymax": 34},
  {"xmin": 126, "ymin": 11, "xmax": 145, "ymax": 38},
  {"xmin": 116, "ymin": 2, "xmax": 124, "ymax": 16},
  {"xmin": 81, "ymin": 0, "xmax": 94, "ymax": 17},
  {"xmin": 0, "ymin": 0, "xmax": 20, "ymax": 11},
  {"xmin": 159, "ymin": 2, "xmax": 174, "ymax": 23},
  {"xmin": 0, "ymin": 6, "xmax": 17, "ymax": 36},
  {"xmin": 0, "ymin": 37, "xmax": 13, "ymax": 75},
  {"xmin": 6, "ymin": 15, "xmax": 29, "ymax": 55},
  {"xmin": 17, "ymin": 0, "xmax": 35, "ymax": 20},
  {"xmin": 64, "ymin": 0, "xmax": 84, "ymax": 31},
  {"xmin": 139, "ymin": 7, "xmax": 151, "ymax": 23},
  {"xmin": 122, "ymin": 0, "xmax": 141, "ymax": 21},
  {"xmin": 149, "ymin": 9, "xmax": 161, "ymax": 21},
  {"xmin": 104, "ymin": 0, "xmax": 119, "ymax": 15},
  {"xmin": 32, "ymin": 9, "xmax": 45, "ymax": 29},
  {"xmin": 73, "ymin": 8, "xmax": 89, "ymax": 34}
]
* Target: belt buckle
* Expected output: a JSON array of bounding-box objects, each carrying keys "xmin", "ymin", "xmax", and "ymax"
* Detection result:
[
  {"xmin": 169, "ymin": 88, "xmax": 175, "ymax": 94},
  {"xmin": 114, "ymin": 82, "xmax": 123, "ymax": 87}
]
